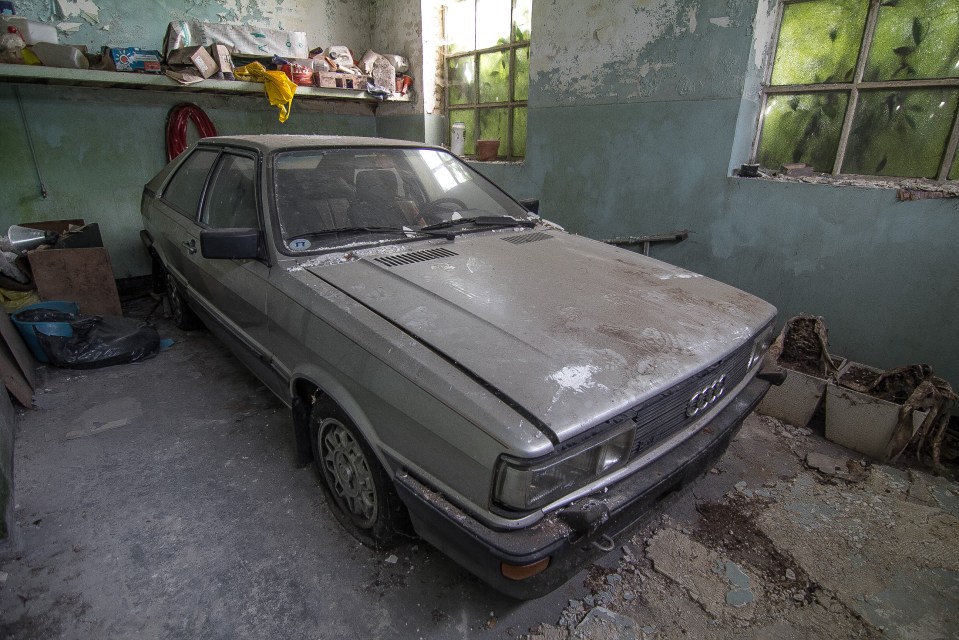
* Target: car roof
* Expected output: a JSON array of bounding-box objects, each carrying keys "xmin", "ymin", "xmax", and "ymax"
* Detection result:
[{"xmin": 197, "ymin": 134, "xmax": 442, "ymax": 154}]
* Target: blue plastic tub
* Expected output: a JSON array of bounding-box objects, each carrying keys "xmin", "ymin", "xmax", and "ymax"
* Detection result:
[{"xmin": 11, "ymin": 301, "xmax": 78, "ymax": 363}]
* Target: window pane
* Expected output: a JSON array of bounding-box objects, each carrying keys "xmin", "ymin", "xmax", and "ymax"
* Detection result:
[
  {"xmin": 448, "ymin": 56, "xmax": 475, "ymax": 105},
  {"xmin": 449, "ymin": 109, "xmax": 476, "ymax": 155},
  {"xmin": 843, "ymin": 89, "xmax": 959, "ymax": 178},
  {"xmin": 770, "ymin": 0, "xmax": 869, "ymax": 85},
  {"xmin": 162, "ymin": 149, "xmax": 218, "ymax": 219},
  {"xmin": 757, "ymin": 92, "xmax": 849, "ymax": 172},
  {"xmin": 950, "ymin": 153, "xmax": 959, "ymax": 180},
  {"xmin": 478, "ymin": 107, "xmax": 509, "ymax": 154},
  {"xmin": 512, "ymin": 107, "xmax": 527, "ymax": 157},
  {"xmin": 513, "ymin": 0, "xmax": 532, "ymax": 42},
  {"xmin": 514, "ymin": 46, "xmax": 530, "ymax": 101},
  {"xmin": 444, "ymin": 0, "xmax": 475, "ymax": 53},
  {"xmin": 476, "ymin": 0, "xmax": 512, "ymax": 49},
  {"xmin": 864, "ymin": 0, "xmax": 959, "ymax": 81},
  {"xmin": 203, "ymin": 155, "xmax": 258, "ymax": 229},
  {"xmin": 479, "ymin": 50, "xmax": 510, "ymax": 102}
]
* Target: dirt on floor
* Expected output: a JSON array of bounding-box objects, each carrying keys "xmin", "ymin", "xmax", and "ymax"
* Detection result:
[{"xmin": 526, "ymin": 416, "xmax": 959, "ymax": 640}]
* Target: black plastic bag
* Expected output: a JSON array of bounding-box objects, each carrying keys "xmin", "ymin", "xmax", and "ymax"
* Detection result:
[{"xmin": 37, "ymin": 314, "xmax": 161, "ymax": 369}]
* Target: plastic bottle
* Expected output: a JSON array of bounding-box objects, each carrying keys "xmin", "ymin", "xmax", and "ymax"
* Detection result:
[{"xmin": 451, "ymin": 122, "xmax": 466, "ymax": 156}]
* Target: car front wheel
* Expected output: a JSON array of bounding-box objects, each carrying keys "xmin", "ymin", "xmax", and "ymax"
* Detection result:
[{"xmin": 310, "ymin": 398, "xmax": 408, "ymax": 549}]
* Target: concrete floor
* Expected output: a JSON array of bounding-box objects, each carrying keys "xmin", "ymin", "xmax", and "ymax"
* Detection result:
[{"xmin": 1, "ymin": 297, "xmax": 958, "ymax": 639}]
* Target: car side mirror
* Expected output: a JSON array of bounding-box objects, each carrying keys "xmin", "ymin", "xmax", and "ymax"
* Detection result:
[
  {"xmin": 200, "ymin": 228, "xmax": 262, "ymax": 260},
  {"xmin": 519, "ymin": 198, "xmax": 539, "ymax": 214}
]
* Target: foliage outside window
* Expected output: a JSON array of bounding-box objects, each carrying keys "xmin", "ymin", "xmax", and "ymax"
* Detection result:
[
  {"xmin": 444, "ymin": 0, "xmax": 531, "ymax": 160},
  {"xmin": 755, "ymin": 0, "xmax": 959, "ymax": 181}
]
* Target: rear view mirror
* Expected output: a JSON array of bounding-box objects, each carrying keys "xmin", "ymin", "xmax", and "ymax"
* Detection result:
[{"xmin": 201, "ymin": 228, "xmax": 261, "ymax": 260}]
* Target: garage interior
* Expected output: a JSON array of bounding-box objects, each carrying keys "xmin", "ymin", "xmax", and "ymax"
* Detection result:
[{"xmin": 0, "ymin": 0, "xmax": 957, "ymax": 638}]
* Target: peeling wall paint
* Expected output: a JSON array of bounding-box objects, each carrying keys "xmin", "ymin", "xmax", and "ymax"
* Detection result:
[{"xmin": 13, "ymin": 0, "xmax": 371, "ymax": 52}]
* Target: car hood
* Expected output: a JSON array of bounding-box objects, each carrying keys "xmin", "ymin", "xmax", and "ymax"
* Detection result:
[{"xmin": 302, "ymin": 229, "xmax": 775, "ymax": 442}]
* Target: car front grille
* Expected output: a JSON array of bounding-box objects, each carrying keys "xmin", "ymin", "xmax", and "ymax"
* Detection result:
[{"xmin": 594, "ymin": 342, "xmax": 754, "ymax": 462}]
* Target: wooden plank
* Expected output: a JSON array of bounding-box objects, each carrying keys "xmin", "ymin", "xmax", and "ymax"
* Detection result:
[
  {"xmin": 0, "ymin": 339, "xmax": 33, "ymax": 407},
  {"xmin": 0, "ymin": 311, "xmax": 35, "ymax": 390},
  {"xmin": 28, "ymin": 247, "xmax": 123, "ymax": 317}
]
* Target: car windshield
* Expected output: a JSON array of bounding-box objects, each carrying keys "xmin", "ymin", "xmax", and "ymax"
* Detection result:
[{"xmin": 272, "ymin": 147, "xmax": 533, "ymax": 252}]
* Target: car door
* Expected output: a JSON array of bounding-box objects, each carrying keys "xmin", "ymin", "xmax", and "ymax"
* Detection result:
[
  {"xmin": 152, "ymin": 147, "xmax": 219, "ymax": 284},
  {"xmin": 186, "ymin": 150, "xmax": 283, "ymax": 395}
]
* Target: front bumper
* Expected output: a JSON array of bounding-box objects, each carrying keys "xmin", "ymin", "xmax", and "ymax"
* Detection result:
[{"xmin": 394, "ymin": 377, "xmax": 770, "ymax": 599}]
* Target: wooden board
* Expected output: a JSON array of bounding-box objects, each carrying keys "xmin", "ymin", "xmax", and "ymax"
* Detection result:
[
  {"xmin": 28, "ymin": 247, "xmax": 123, "ymax": 317},
  {"xmin": 0, "ymin": 310, "xmax": 35, "ymax": 390},
  {"xmin": 0, "ymin": 339, "xmax": 33, "ymax": 407}
]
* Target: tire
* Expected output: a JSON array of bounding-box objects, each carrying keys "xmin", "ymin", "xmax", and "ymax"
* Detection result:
[
  {"xmin": 310, "ymin": 398, "xmax": 409, "ymax": 549},
  {"xmin": 166, "ymin": 271, "xmax": 200, "ymax": 330}
]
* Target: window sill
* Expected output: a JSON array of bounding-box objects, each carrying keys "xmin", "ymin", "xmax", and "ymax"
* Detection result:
[
  {"xmin": 0, "ymin": 63, "xmax": 411, "ymax": 105},
  {"xmin": 729, "ymin": 170, "xmax": 959, "ymax": 199}
]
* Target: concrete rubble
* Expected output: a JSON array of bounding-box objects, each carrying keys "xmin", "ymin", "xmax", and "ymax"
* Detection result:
[{"xmin": 527, "ymin": 415, "xmax": 959, "ymax": 640}]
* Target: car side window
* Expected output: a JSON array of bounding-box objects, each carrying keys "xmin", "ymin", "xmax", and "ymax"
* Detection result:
[
  {"xmin": 201, "ymin": 154, "xmax": 260, "ymax": 230},
  {"xmin": 161, "ymin": 149, "xmax": 219, "ymax": 220}
]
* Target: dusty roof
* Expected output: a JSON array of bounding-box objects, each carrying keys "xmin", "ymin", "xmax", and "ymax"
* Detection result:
[{"xmin": 198, "ymin": 134, "xmax": 438, "ymax": 153}]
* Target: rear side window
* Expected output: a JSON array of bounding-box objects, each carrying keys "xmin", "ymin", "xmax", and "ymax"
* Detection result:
[
  {"xmin": 162, "ymin": 149, "xmax": 218, "ymax": 219},
  {"xmin": 201, "ymin": 154, "xmax": 259, "ymax": 230}
]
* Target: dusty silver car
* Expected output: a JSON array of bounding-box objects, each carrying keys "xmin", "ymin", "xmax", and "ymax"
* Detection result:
[{"xmin": 140, "ymin": 135, "xmax": 778, "ymax": 598}]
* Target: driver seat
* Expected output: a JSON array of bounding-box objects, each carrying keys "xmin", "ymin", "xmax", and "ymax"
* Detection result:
[{"xmin": 349, "ymin": 169, "xmax": 407, "ymax": 227}]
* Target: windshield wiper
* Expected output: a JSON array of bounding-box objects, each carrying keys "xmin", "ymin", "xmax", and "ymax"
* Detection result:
[
  {"xmin": 287, "ymin": 226, "xmax": 453, "ymax": 242},
  {"xmin": 420, "ymin": 216, "xmax": 536, "ymax": 232}
]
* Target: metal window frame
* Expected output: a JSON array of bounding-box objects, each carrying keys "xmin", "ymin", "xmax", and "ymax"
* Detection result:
[
  {"xmin": 443, "ymin": 1, "xmax": 530, "ymax": 161},
  {"xmin": 752, "ymin": 0, "xmax": 959, "ymax": 181}
]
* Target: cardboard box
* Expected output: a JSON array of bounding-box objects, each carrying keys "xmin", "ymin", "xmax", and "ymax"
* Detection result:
[
  {"xmin": 207, "ymin": 43, "xmax": 235, "ymax": 77},
  {"xmin": 167, "ymin": 45, "xmax": 217, "ymax": 79},
  {"xmin": 107, "ymin": 47, "xmax": 162, "ymax": 73}
]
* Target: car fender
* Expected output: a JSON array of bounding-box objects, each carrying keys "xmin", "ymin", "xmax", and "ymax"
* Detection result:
[{"xmin": 287, "ymin": 363, "xmax": 396, "ymax": 473}]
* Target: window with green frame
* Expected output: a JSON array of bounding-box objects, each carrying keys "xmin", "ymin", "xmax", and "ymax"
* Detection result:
[
  {"xmin": 444, "ymin": 0, "xmax": 531, "ymax": 160},
  {"xmin": 755, "ymin": 0, "xmax": 959, "ymax": 181}
]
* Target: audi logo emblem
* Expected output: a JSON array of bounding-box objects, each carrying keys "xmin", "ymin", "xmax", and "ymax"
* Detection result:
[{"xmin": 686, "ymin": 374, "xmax": 727, "ymax": 417}]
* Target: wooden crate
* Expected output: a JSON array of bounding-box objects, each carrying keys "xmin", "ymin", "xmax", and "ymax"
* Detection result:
[{"xmin": 315, "ymin": 71, "xmax": 366, "ymax": 90}]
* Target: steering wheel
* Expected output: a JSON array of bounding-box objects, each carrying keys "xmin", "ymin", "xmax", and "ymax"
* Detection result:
[{"xmin": 422, "ymin": 197, "xmax": 467, "ymax": 223}]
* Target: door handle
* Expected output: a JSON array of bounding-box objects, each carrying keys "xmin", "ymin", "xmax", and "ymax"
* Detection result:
[{"xmin": 182, "ymin": 238, "xmax": 197, "ymax": 254}]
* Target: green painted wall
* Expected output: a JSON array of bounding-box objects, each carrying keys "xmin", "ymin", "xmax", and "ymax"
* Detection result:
[
  {"xmin": 1, "ymin": 0, "xmax": 378, "ymax": 277},
  {"xmin": 0, "ymin": 85, "xmax": 376, "ymax": 277},
  {"xmin": 477, "ymin": 0, "xmax": 959, "ymax": 389}
]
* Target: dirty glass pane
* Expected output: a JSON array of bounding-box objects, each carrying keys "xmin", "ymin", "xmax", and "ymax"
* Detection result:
[
  {"xmin": 864, "ymin": 0, "xmax": 959, "ymax": 81},
  {"xmin": 757, "ymin": 92, "xmax": 849, "ymax": 172},
  {"xmin": 479, "ymin": 50, "xmax": 510, "ymax": 102},
  {"xmin": 476, "ymin": 0, "xmax": 512, "ymax": 49},
  {"xmin": 444, "ymin": 0, "xmax": 475, "ymax": 53},
  {"xmin": 448, "ymin": 56, "xmax": 475, "ymax": 105},
  {"xmin": 449, "ymin": 109, "xmax": 476, "ymax": 155},
  {"xmin": 478, "ymin": 107, "xmax": 509, "ymax": 152},
  {"xmin": 843, "ymin": 89, "xmax": 959, "ymax": 178},
  {"xmin": 513, "ymin": 46, "xmax": 530, "ymax": 101},
  {"xmin": 511, "ymin": 107, "xmax": 527, "ymax": 157},
  {"xmin": 513, "ymin": 0, "xmax": 532, "ymax": 42},
  {"xmin": 950, "ymin": 154, "xmax": 959, "ymax": 180},
  {"xmin": 770, "ymin": 0, "xmax": 869, "ymax": 85}
]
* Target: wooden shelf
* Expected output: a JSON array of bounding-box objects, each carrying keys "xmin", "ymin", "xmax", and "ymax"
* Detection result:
[{"xmin": 0, "ymin": 63, "xmax": 410, "ymax": 105}]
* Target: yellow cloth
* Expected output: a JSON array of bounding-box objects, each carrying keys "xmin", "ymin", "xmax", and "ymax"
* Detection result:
[{"xmin": 234, "ymin": 62, "xmax": 298, "ymax": 123}]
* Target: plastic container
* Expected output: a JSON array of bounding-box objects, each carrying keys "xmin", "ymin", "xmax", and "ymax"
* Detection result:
[
  {"xmin": 0, "ymin": 16, "xmax": 57, "ymax": 45},
  {"xmin": 11, "ymin": 301, "xmax": 78, "ymax": 363},
  {"xmin": 451, "ymin": 122, "xmax": 466, "ymax": 156},
  {"xmin": 31, "ymin": 42, "xmax": 89, "ymax": 69}
]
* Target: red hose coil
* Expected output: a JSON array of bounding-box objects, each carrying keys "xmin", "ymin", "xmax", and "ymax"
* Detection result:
[{"xmin": 166, "ymin": 103, "xmax": 218, "ymax": 162}]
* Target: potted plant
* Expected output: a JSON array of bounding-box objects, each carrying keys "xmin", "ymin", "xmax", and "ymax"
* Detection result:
[{"xmin": 757, "ymin": 314, "xmax": 843, "ymax": 428}]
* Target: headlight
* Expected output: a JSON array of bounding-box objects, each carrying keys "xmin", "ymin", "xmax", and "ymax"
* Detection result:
[
  {"xmin": 747, "ymin": 321, "xmax": 775, "ymax": 370},
  {"xmin": 493, "ymin": 424, "xmax": 634, "ymax": 511}
]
